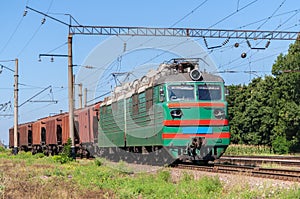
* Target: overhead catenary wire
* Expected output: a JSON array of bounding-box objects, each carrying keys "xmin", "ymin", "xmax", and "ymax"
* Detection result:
[
  {"xmin": 237, "ymin": 8, "xmax": 300, "ymax": 29},
  {"xmin": 109, "ymin": 0, "xmax": 210, "ymax": 72},
  {"xmin": 46, "ymin": 42, "xmax": 68, "ymax": 54},
  {"xmin": 16, "ymin": 2, "xmax": 60, "ymax": 57},
  {"xmin": 212, "ymin": 1, "xmax": 300, "ymax": 73},
  {"xmin": 169, "ymin": 0, "xmax": 209, "ymax": 27},
  {"xmin": 0, "ymin": 0, "xmax": 33, "ymax": 57},
  {"xmin": 207, "ymin": 0, "xmax": 259, "ymax": 28},
  {"xmin": 256, "ymin": 0, "xmax": 287, "ymax": 30},
  {"xmin": 0, "ymin": 16, "xmax": 25, "ymax": 56},
  {"xmin": 19, "ymin": 85, "xmax": 53, "ymax": 107}
]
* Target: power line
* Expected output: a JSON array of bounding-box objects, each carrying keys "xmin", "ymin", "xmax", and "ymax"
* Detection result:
[
  {"xmin": 207, "ymin": 0, "xmax": 259, "ymax": 28},
  {"xmin": 0, "ymin": 18, "xmax": 25, "ymax": 56},
  {"xmin": 46, "ymin": 42, "xmax": 68, "ymax": 53},
  {"xmin": 237, "ymin": 9, "xmax": 300, "ymax": 29},
  {"xmin": 170, "ymin": 0, "xmax": 209, "ymax": 27},
  {"xmin": 19, "ymin": 86, "xmax": 56, "ymax": 107},
  {"xmin": 275, "ymin": 9, "xmax": 300, "ymax": 30},
  {"xmin": 17, "ymin": 24, "xmax": 43, "ymax": 57},
  {"xmin": 256, "ymin": 0, "xmax": 287, "ymax": 30}
]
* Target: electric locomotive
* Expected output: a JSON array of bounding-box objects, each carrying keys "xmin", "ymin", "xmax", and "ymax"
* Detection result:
[{"xmin": 97, "ymin": 58, "xmax": 230, "ymax": 165}]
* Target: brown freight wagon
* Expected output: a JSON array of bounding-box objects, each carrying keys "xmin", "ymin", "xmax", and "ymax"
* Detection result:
[
  {"xmin": 61, "ymin": 113, "xmax": 70, "ymax": 144},
  {"xmin": 8, "ymin": 127, "xmax": 16, "ymax": 149},
  {"xmin": 61, "ymin": 110, "xmax": 80, "ymax": 145},
  {"xmin": 44, "ymin": 114, "xmax": 64, "ymax": 155},
  {"xmin": 81, "ymin": 102, "xmax": 101, "ymax": 144},
  {"xmin": 76, "ymin": 107, "xmax": 92, "ymax": 143},
  {"xmin": 74, "ymin": 102, "xmax": 101, "ymax": 157},
  {"xmin": 31, "ymin": 117, "xmax": 47, "ymax": 154},
  {"xmin": 18, "ymin": 122, "xmax": 33, "ymax": 151},
  {"xmin": 91, "ymin": 102, "xmax": 101, "ymax": 144},
  {"xmin": 9, "ymin": 123, "xmax": 32, "ymax": 151}
]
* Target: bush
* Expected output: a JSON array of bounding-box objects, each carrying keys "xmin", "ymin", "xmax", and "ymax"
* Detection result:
[
  {"xmin": 272, "ymin": 135, "xmax": 290, "ymax": 154},
  {"xmin": 0, "ymin": 146, "xmax": 6, "ymax": 152},
  {"xmin": 34, "ymin": 153, "xmax": 45, "ymax": 159},
  {"xmin": 61, "ymin": 138, "xmax": 72, "ymax": 158},
  {"xmin": 52, "ymin": 155, "xmax": 73, "ymax": 164},
  {"xmin": 53, "ymin": 138, "xmax": 74, "ymax": 164},
  {"xmin": 94, "ymin": 158, "xmax": 103, "ymax": 166}
]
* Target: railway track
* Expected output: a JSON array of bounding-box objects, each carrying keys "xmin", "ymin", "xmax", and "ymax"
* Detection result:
[
  {"xmin": 175, "ymin": 163, "xmax": 300, "ymax": 182},
  {"xmin": 216, "ymin": 155, "xmax": 300, "ymax": 167}
]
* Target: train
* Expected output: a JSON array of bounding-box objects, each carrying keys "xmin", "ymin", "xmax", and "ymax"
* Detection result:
[{"xmin": 9, "ymin": 58, "xmax": 230, "ymax": 165}]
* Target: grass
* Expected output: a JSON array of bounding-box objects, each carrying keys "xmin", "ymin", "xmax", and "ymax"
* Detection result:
[
  {"xmin": 0, "ymin": 146, "xmax": 299, "ymax": 198},
  {"xmin": 224, "ymin": 144, "xmax": 274, "ymax": 156}
]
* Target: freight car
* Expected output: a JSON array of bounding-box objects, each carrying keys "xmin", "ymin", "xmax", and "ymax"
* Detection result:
[
  {"xmin": 9, "ymin": 58, "xmax": 230, "ymax": 165},
  {"xmin": 9, "ymin": 103, "xmax": 100, "ymax": 157},
  {"xmin": 9, "ymin": 122, "xmax": 33, "ymax": 152}
]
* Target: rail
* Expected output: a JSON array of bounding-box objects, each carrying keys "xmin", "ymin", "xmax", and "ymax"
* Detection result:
[{"xmin": 175, "ymin": 164, "xmax": 300, "ymax": 182}]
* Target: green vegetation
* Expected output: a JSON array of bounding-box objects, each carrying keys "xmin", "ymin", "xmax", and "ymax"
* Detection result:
[
  {"xmin": 225, "ymin": 144, "xmax": 273, "ymax": 156},
  {"xmin": 0, "ymin": 146, "xmax": 5, "ymax": 152},
  {"xmin": 53, "ymin": 138, "xmax": 74, "ymax": 164},
  {"xmin": 0, "ymin": 149, "xmax": 299, "ymax": 198},
  {"xmin": 227, "ymin": 37, "xmax": 300, "ymax": 154}
]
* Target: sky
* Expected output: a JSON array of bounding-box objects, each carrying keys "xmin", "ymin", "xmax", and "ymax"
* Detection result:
[{"xmin": 0, "ymin": 0, "xmax": 299, "ymax": 145}]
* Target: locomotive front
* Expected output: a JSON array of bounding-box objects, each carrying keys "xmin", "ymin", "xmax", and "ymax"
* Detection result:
[{"xmin": 158, "ymin": 58, "xmax": 230, "ymax": 163}]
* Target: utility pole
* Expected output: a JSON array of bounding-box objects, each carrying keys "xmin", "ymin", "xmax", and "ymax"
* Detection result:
[
  {"xmin": 78, "ymin": 83, "xmax": 83, "ymax": 109},
  {"xmin": 84, "ymin": 88, "xmax": 87, "ymax": 107},
  {"xmin": 68, "ymin": 34, "xmax": 75, "ymax": 159},
  {"xmin": 13, "ymin": 58, "xmax": 18, "ymax": 155}
]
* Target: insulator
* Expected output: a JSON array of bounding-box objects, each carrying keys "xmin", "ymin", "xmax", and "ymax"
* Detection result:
[
  {"xmin": 265, "ymin": 40, "xmax": 270, "ymax": 48},
  {"xmin": 241, "ymin": 52, "xmax": 247, "ymax": 58},
  {"xmin": 222, "ymin": 38, "xmax": 229, "ymax": 46},
  {"xmin": 41, "ymin": 18, "xmax": 46, "ymax": 24},
  {"xmin": 50, "ymin": 57, "xmax": 54, "ymax": 62},
  {"xmin": 23, "ymin": 10, "xmax": 28, "ymax": 17},
  {"xmin": 203, "ymin": 37, "xmax": 208, "ymax": 48},
  {"xmin": 123, "ymin": 42, "xmax": 127, "ymax": 52},
  {"xmin": 246, "ymin": 40, "xmax": 251, "ymax": 48},
  {"xmin": 234, "ymin": 43, "xmax": 239, "ymax": 48}
]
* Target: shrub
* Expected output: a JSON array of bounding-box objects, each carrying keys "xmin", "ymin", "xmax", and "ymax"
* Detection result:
[
  {"xmin": 53, "ymin": 138, "xmax": 74, "ymax": 164},
  {"xmin": 34, "ymin": 153, "xmax": 45, "ymax": 159},
  {"xmin": 94, "ymin": 158, "xmax": 103, "ymax": 166},
  {"xmin": 0, "ymin": 146, "xmax": 6, "ymax": 152},
  {"xmin": 272, "ymin": 135, "xmax": 290, "ymax": 154},
  {"xmin": 61, "ymin": 138, "xmax": 72, "ymax": 158},
  {"xmin": 52, "ymin": 155, "xmax": 73, "ymax": 164}
]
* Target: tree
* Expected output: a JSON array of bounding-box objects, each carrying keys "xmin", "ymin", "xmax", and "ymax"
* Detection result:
[{"xmin": 227, "ymin": 35, "xmax": 300, "ymax": 153}]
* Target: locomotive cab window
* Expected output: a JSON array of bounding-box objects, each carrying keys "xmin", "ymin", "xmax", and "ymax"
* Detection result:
[
  {"xmin": 168, "ymin": 85, "xmax": 195, "ymax": 101},
  {"xmin": 198, "ymin": 84, "xmax": 222, "ymax": 100}
]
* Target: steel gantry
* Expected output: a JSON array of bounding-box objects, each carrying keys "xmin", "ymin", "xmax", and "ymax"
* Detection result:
[
  {"xmin": 26, "ymin": 6, "xmax": 299, "ymax": 40},
  {"xmin": 69, "ymin": 26, "xmax": 299, "ymax": 40}
]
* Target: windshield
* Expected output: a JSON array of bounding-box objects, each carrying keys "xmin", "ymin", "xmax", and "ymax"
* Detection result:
[
  {"xmin": 198, "ymin": 84, "xmax": 222, "ymax": 100},
  {"xmin": 168, "ymin": 85, "xmax": 195, "ymax": 101}
]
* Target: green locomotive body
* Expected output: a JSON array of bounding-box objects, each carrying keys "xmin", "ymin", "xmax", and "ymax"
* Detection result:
[{"xmin": 98, "ymin": 58, "xmax": 230, "ymax": 165}]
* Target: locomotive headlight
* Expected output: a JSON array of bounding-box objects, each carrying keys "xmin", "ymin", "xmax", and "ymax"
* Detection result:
[
  {"xmin": 189, "ymin": 69, "xmax": 202, "ymax": 81},
  {"xmin": 170, "ymin": 109, "xmax": 183, "ymax": 118},
  {"xmin": 214, "ymin": 109, "xmax": 225, "ymax": 119}
]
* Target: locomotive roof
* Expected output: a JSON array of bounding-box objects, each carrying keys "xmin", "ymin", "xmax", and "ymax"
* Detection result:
[
  {"xmin": 101, "ymin": 58, "xmax": 224, "ymax": 106},
  {"xmin": 154, "ymin": 72, "xmax": 224, "ymax": 84}
]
